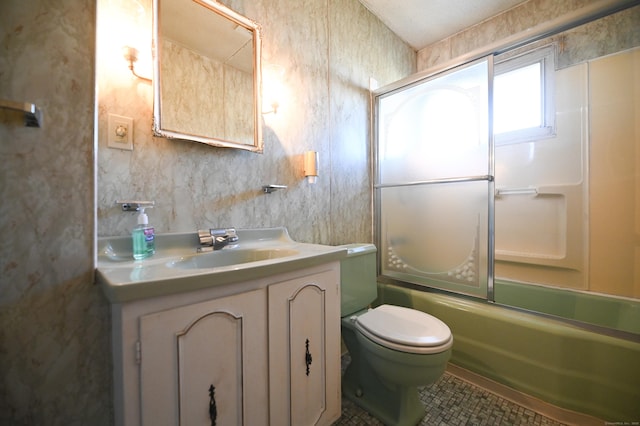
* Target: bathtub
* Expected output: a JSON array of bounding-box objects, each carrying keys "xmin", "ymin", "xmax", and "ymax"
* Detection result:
[
  {"xmin": 378, "ymin": 281, "xmax": 640, "ymax": 421},
  {"xmin": 494, "ymin": 280, "xmax": 640, "ymax": 335}
]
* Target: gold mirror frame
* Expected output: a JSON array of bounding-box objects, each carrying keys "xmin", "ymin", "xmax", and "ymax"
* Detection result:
[{"xmin": 152, "ymin": 0, "xmax": 263, "ymax": 152}]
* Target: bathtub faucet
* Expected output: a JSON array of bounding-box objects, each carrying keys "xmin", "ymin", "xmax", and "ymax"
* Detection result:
[{"xmin": 197, "ymin": 228, "xmax": 239, "ymax": 252}]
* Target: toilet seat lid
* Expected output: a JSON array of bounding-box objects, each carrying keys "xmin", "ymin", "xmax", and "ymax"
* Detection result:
[{"xmin": 356, "ymin": 305, "xmax": 452, "ymax": 348}]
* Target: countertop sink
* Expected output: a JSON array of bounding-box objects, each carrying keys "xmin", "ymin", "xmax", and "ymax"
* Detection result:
[
  {"xmin": 167, "ymin": 248, "xmax": 300, "ymax": 270},
  {"xmin": 96, "ymin": 227, "xmax": 347, "ymax": 303}
]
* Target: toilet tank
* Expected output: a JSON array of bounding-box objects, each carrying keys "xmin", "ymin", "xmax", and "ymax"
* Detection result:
[{"xmin": 340, "ymin": 243, "xmax": 378, "ymax": 316}]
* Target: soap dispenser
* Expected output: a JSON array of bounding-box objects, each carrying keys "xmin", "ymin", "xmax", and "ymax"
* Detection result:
[{"xmin": 132, "ymin": 206, "xmax": 155, "ymax": 260}]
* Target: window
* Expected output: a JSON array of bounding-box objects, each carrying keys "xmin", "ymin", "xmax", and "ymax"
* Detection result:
[{"xmin": 494, "ymin": 45, "xmax": 555, "ymax": 144}]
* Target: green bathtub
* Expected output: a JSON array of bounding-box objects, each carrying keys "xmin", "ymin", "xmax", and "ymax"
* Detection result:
[
  {"xmin": 378, "ymin": 282, "xmax": 640, "ymax": 421},
  {"xmin": 494, "ymin": 280, "xmax": 640, "ymax": 335}
]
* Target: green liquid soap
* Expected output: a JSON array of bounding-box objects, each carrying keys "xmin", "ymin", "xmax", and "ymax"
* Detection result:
[{"xmin": 132, "ymin": 207, "xmax": 155, "ymax": 260}]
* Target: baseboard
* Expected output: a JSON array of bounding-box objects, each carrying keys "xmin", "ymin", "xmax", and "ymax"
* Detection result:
[{"xmin": 446, "ymin": 363, "xmax": 604, "ymax": 426}]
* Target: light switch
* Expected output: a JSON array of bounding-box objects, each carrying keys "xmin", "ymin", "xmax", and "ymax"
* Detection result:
[{"xmin": 107, "ymin": 113, "xmax": 134, "ymax": 151}]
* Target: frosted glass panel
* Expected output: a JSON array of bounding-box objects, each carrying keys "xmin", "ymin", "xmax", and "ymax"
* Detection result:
[
  {"xmin": 380, "ymin": 181, "xmax": 489, "ymax": 298},
  {"xmin": 378, "ymin": 60, "xmax": 490, "ymax": 184}
]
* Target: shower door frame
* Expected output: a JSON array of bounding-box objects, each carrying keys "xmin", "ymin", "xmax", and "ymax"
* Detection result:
[{"xmin": 372, "ymin": 57, "xmax": 496, "ymax": 301}]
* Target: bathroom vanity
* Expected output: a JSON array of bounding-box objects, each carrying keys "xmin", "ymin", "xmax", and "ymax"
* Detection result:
[{"xmin": 97, "ymin": 228, "xmax": 346, "ymax": 426}]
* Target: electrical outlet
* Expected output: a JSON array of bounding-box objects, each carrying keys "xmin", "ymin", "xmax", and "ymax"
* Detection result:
[{"xmin": 107, "ymin": 113, "xmax": 134, "ymax": 151}]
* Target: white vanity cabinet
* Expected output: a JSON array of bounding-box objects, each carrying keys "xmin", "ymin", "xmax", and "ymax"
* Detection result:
[
  {"xmin": 138, "ymin": 289, "xmax": 268, "ymax": 426},
  {"xmin": 110, "ymin": 261, "xmax": 341, "ymax": 426},
  {"xmin": 268, "ymin": 269, "xmax": 341, "ymax": 426}
]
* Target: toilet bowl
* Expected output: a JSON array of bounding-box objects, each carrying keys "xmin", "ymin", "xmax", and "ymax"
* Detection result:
[{"xmin": 340, "ymin": 244, "xmax": 452, "ymax": 426}]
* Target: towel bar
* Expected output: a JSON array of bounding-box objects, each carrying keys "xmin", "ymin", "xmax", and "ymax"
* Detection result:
[{"xmin": 0, "ymin": 99, "xmax": 42, "ymax": 127}]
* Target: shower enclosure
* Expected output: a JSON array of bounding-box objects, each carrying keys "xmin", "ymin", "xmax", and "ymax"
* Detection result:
[
  {"xmin": 375, "ymin": 58, "xmax": 494, "ymax": 299},
  {"xmin": 373, "ymin": 3, "xmax": 640, "ymax": 335}
]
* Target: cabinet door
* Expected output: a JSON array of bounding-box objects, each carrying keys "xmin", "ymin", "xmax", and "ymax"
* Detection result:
[
  {"xmin": 268, "ymin": 266, "xmax": 341, "ymax": 426},
  {"xmin": 139, "ymin": 289, "xmax": 268, "ymax": 426}
]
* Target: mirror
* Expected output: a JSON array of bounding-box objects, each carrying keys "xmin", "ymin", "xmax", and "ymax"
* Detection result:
[{"xmin": 153, "ymin": 0, "xmax": 263, "ymax": 152}]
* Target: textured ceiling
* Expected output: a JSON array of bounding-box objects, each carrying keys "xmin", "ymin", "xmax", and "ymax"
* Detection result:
[{"xmin": 358, "ymin": 0, "xmax": 528, "ymax": 50}]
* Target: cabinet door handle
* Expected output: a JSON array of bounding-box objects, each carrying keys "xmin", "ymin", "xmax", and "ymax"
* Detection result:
[
  {"xmin": 305, "ymin": 338, "xmax": 313, "ymax": 376},
  {"xmin": 209, "ymin": 384, "xmax": 217, "ymax": 426}
]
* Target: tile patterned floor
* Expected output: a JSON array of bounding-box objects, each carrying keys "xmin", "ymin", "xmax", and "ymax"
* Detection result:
[{"xmin": 334, "ymin": 357, "xmax": 566, "ymax": 426}]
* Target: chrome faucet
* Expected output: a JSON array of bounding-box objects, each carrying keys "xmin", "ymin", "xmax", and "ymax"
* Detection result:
[{"xmin": 197, "ymin": 228, "xmax": 239, "ymax": 252}]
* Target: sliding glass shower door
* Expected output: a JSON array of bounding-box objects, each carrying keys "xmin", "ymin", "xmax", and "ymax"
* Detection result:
[{"xmin": 374, "ymin": 58, "xmax": 494, "ymax": 299}]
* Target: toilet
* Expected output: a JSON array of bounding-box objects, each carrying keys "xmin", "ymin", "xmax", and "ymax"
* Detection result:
[{"xmin": 340, "ymin": 243, "xmax": 453, "ymax": 426}]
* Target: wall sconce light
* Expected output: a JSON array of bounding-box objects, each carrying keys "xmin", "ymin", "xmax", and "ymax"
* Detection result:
[
  {"xmin": 304, "ymin": 151, "xmax": 319, "ymax": 184},
  {"xmin": 263, "ymin": 99, "xmax": 279, "ymax": 115},
  {"xmin": 262, "ymin": 64, "xmax": 284, "ymax": 114},
  {"xmin": 122, "ymin": 46, "xmax": 151, "ymax": 82}
]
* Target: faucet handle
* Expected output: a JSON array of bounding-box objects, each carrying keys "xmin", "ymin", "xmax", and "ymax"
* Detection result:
[
  {"xmin": 198, "ymin": 229, "xmax": 214, "ymax": 246},
  {"xmin": 211, "ymin": 228, "xmax": 238, "ymax": 249},
  {"xmin": 224, "ymin": 228, "xmax": 238, "ymax": 243},
  {"xmin": 211, "ymin": 228, "xmax": 238, "ymax": 242},
  {"xmin": 197, "ymin": 228, "xmax": 239, "ymax": 252}
]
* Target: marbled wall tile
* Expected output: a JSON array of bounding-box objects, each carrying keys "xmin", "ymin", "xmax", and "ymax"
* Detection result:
[
  {"xmin": 161, "ymin": 40, "xmax": 226, "ymax": 139},
  {"xmin": 448, "ymin": 0, "xmax": 592, "ymax": 60},
  {"xmin": 159, "ymin": 39, "xmax": 254, "ymax": 144},
  {"xmin": 328, "ymin": 0, "xmax": 415, "ymax": 245},
  {"xmin": 417, "ymin": 38, "xmax": 451, "ymax": 72},
  {"xmin": 555, "ymin": 7, "xmax": 640, "ymax": 69},
  {"xmin": 417, "ymin": 0, "xmax": 598, "ymax": 72},
  {"xmin": 1, "ymin": 0, "xmax": 112, "ymax": 424}
]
